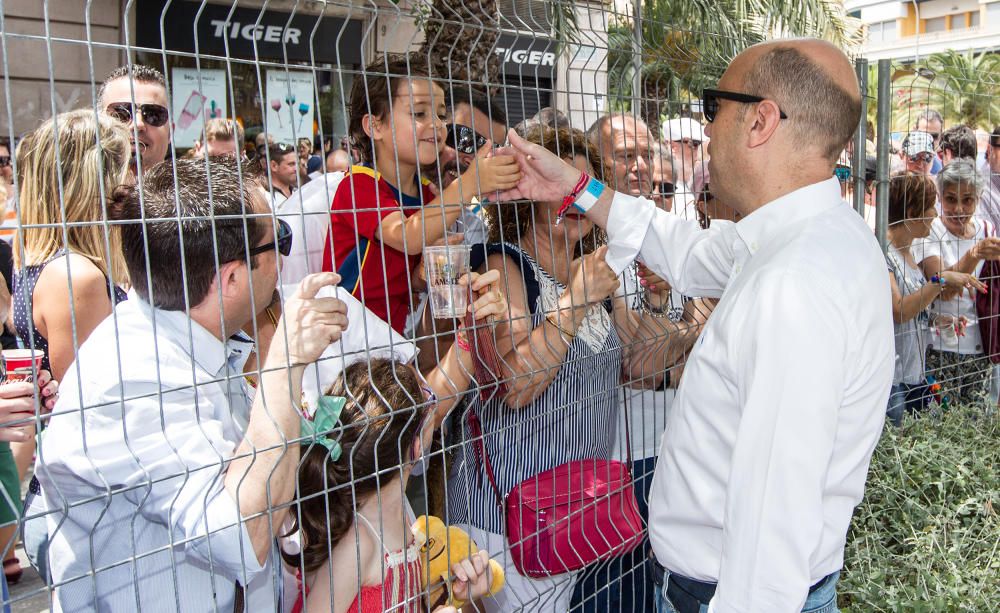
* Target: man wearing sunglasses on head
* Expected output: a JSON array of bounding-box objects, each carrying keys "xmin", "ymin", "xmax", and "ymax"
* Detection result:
[
  {"xmin": 99, "ymin": 65, "xmax": 171, "ymax": 176},
  {"xmin": 431, "ymin": 89, "xmax": 508, "ymax": 244},
  {"xmin": 498, "ymin": 38, "xmax": 893, "ymax": 613}
]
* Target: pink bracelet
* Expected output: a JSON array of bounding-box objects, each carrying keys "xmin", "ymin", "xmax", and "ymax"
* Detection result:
[{"xmin": 455, "ymin": 333, "xmax": 472, "ymax": 353}]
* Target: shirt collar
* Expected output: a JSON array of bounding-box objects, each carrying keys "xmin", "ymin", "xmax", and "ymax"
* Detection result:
[
  {"xmin": 127, "ymin": 290, "xmax": 255, "ymax": 375},
  {"xmin": 734, "ymin": 177, "xmax": 843, "ymax": 256}
]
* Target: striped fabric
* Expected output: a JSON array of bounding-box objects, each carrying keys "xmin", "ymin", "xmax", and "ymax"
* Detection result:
[{"xmin": 447, "ymin": 244, "xmax": 623, "ymax": 534}]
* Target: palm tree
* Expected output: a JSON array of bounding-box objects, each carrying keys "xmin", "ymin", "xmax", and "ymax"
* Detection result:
[
  {"xmin": 607, "ymin": 0, "xmax": 864, "ymax": 134},
  {"xmin": 918, "ymin": 50, "xmax": 1000, "ymax": 131}
]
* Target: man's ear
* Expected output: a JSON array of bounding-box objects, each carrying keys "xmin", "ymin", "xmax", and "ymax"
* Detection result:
[
  {"xmin": 746, "ymin": 100, "xmax": 783, "ymax": 149},
  {"xmin": 216, "ymin": 259, "xmax": 245, "ymax": 300}
]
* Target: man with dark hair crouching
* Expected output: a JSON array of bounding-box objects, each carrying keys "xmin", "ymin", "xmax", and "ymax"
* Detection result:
[{"xmin": 36, "ymin": 158, "xmax": 348, "ymax": 612}]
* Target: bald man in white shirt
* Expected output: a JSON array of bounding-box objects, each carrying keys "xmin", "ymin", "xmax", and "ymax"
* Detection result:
[{"xmin": 499, "ymin": 38, "xmax": 893, "ymax": 613}]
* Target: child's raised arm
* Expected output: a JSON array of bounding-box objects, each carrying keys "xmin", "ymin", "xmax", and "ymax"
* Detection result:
[{"xmin": 377, "ymin": 155, "xmax": 521, "ymax": 255}]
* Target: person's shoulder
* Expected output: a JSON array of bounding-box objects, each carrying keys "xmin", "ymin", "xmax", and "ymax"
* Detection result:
[
  {"xmin": 34, "ymin": 254, "xmax": 109, "ymax": 301},
  {"xmin": 331, "ymin": 166, "xmax": 382, "ymax": 208}
]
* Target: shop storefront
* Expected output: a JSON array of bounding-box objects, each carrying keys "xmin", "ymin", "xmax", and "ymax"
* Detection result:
[
  {"xmin": 494, "ymin": 33, "xmax": 557, "ymax": 127},
  {"xmin": 136, "ymin": 0, "xmax": 365, "ymax": 149}
]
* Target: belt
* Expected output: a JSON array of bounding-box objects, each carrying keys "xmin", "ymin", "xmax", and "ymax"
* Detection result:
[{"xmin": 647, "ymin": 554, "xmax": 830, "ymax": 613}]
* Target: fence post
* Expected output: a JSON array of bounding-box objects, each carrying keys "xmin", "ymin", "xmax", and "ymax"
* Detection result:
[
  {"xmin": 853, "ymin": 57, "xmax": 868, "ymax": 218},
  {"xmin": 875, "ymin": 58, "xmax": 891, "ymax": 253}
]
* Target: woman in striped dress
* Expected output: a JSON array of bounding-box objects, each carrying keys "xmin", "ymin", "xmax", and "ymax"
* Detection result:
[{"xmin": 446, "ymin": 127, "xmax": 676, "ymax": 613}]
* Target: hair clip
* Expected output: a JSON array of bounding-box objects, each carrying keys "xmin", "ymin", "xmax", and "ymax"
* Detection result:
[{"xmin": 300, "ymin": 395, "xmax": 347, "ymax": 461}]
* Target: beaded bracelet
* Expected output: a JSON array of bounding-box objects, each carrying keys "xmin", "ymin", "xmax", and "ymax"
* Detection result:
[{"xmin": 929, "ymin": 274, "xmax": 947, "ymax": 288}]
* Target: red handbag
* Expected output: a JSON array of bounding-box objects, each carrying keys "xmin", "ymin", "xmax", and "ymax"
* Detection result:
[{"xmin": 466, "ymin": 400, "xmax": 645, "ymax": 578}]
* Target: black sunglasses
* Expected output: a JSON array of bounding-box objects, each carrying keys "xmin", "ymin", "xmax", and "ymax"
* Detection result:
[
  {"xmin": 908, "ymin": 152, "xmax": 934, "ymax": 164},
  {"xmin": 655, "ymin": 182, "xmax": 675, "ymax": 198},
  {"xmin": 446, "ymin": 124, "xmax": 489, "ymax": 155},
  {"xmin": 702, "ymin": 88, "xmax": 788, "ymax": 123},
  {"xmin": 248, "ymin": 218, "xmax": 293, "ymax": 258},
  {"xmin": 106, "ymin": 102, "xmax": 170, "ymax": 128},
  {"xmin": 0, "ymin": 156, "xmax": 9, "ymax": 168}
]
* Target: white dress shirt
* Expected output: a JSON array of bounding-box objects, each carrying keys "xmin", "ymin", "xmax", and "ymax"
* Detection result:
[
  {"xmin": 37, "ymin": 294, "xmax": 277, "ymax": 612},
  {"xmin": 603, "ymin": 178, "xmax": 894, "ymax": 612},
  {"xmin": 275, "ymin": 171, "xmax": 344, "ymax": 287}
]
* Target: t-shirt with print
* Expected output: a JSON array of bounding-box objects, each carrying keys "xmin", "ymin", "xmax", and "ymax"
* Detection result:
[
  {"xmin": 323, "ymin": 165, "xmax": 436, "ymax": 334},
  {"xmin": 913, "ymin": 216, "xmax": 988, "ymax": 355}
]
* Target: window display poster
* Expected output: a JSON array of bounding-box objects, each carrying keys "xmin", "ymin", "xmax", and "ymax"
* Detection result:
[
  {"xmin": 265, "ymin": 70, "xmax": 315, "ymax": 145},
  {"xmin": 171, "ymin": 67, "xmax": 228, "ymax": 148}
]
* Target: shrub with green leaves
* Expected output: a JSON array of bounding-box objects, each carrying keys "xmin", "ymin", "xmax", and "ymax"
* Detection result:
[{"xmin": 839, "ymin": 408, "xmax": 999, "ymax": 611}]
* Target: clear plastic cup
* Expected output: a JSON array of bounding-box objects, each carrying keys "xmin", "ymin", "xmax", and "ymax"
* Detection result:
[
  {"xmin": 1, "ymin": 349, "xmax": 44, "ymax": 383},
  {"xmin": 424, "ymin": 244, "xmax": 471, "ymax": 319},
  {"xmin": 933, "ymin": 314, "xmax": 958, "ymax": 343}
]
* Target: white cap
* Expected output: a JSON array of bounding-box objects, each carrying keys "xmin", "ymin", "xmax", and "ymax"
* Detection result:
[{"xmin": 662, "ymin": 117, "xmax": 707, "ymax": 143}]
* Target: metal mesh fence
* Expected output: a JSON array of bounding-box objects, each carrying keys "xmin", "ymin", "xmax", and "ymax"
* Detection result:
[{"xmin": 0, "ymin": 0, "xmax": 994, "ymax": 611}]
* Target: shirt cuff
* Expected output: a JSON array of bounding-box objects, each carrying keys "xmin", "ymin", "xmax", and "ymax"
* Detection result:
[{"xmin": 604, "ymin": 192, "xmax": 656, "ymax": 275}]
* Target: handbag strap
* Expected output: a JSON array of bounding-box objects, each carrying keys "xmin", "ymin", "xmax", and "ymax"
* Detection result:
[{"xmin": 465, "ymin": 381, "xmax": 637, "ymax": 508}]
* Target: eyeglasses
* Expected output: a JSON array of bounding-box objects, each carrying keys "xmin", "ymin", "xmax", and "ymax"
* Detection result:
[
  {"xmin": 446, "ymin": 124, "xmax": 488, "ymax": 155},
  {"xmin": 834, "ymin": 167, "xmax": 851, "ymax": 182},
  {"xmin": 105, "ymin": 102, "xmax": 169, "ymax": 128},
  {"xmin": 908, "ymin": 152, "xmax": 934, "ymax": 164},
  {"xmin": 0, "ymin": 156, "xmax": 9, "ymax": 168},
  {"xmin": 702, "ymin": 88, "xmax": 788, "ymax": 123},
  {"xmin": 654, "ymin": 182, "xmax": 675, "ymax": 198},
  {"xmin": 248, "ymin": 218, "xmax": 293, "ymax": 258}
]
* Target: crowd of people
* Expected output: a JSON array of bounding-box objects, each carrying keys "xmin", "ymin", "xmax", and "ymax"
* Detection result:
[{"xmin": 0, "ymin": 34, "xmax": 988, "ymax": 613}]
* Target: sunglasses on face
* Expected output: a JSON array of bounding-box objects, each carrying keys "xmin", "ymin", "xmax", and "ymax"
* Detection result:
[
  {"xmin": 0, "ymin": 156, "xmax": 9, "ymax": 168},
  {"xmin": 654, "ymin": 182, "xmax": 675, "ymax": 198},
  {"xmin": 702, "ymin": 88, "xmax": 789, "ymax": 123},
  {"xmin": 909, "ymin": 152, "xmax": 934, "ymax": 164},
  {"xmin": 248, "ymin": 218, "xmax": 293, "ymax": 258},
  {"xmin": 446, "ymin": 124, "xmax": 489, "ymax": 155},
  {"xmin": 105, "ymin": 102, "xmax": 169, "ymax": 128},
  {"xmin": 678, "ymin": 139, "xmax": 702, "ymax": 148}
]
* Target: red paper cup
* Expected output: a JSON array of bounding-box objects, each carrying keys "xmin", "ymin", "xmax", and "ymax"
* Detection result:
[{"xmin": 2, "ymin": 349, "xmax": 44, "ymax": 383}]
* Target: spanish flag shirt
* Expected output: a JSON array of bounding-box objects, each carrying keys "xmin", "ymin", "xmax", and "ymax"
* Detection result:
[{"xmin": 323, "ymin": 165, "xmax": 436, "ymax": 334}]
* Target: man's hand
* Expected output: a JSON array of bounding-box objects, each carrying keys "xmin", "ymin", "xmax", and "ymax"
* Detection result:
[
  {"xmin": 496, "ymin": 129, "xmax": 584, "ymax": 202},
  {"xmin": 0, "ymin": 370, "xmax": 58, "ymax": 442},
  {"xmin": 269, "ymin": 272, "xmax": 349, "ymax": 366}
]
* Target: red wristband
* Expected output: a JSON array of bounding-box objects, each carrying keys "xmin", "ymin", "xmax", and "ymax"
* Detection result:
[
  {"xmin": 555, "ymin": 172, "xmax": 589, "ymax": 224},
  {"xmin": 455, "ymin": 333, "xmax": 472, "ymax": 353}
]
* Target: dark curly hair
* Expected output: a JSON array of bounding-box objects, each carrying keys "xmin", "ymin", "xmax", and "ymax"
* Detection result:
[
  {"xmin": 283, "ymin": 359, "xmax": 426, "ymax": 574},
  {"xmin": 484, "ymin": 126, "xmax": 607, "ymax": 256},
  {"xmin": 349, "ymin": 55, "xmax": 434, "ymax": 166}
]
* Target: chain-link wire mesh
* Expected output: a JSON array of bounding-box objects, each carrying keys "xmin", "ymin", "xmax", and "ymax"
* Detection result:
[{"xmin": 0, "ymin": 1, "xmax": 995, "ymax": 612}]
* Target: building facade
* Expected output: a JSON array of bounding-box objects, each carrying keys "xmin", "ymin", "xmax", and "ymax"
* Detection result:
[
  {"xmin": 0, "ymin": 0, "xmax": 609, "ymax": 142},
  {"xmin": 846, "ymin": 0, "xmax": 1000, "ymax": 60}
]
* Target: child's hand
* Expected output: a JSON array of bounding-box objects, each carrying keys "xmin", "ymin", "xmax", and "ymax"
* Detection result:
[
  {"xmin": 464, "ymin": 154, "xmax": 521, "ymax": 197},
  {"xmin": 450, "ymin": 550, "xmax": 492, "ymax": 603}
]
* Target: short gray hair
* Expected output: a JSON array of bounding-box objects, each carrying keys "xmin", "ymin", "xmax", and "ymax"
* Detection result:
[
  {"xmin": 741, "ymin": 45, "xmax": 861, "ymax": 162},
  {"xmin": 652, "ymin": 142, "xmax": 676, "ymax": 181},
  {"xmin": 936, "ymin": 158, "xmax": 985, "ymax": 198}
]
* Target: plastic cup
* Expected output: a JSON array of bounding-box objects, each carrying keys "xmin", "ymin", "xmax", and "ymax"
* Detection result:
[
  {"xmin": 933, "ymin": 314, "xmax": 958, "ymax": 343},
  {"xmin": 1, "ymin": 349, "xmax": 43, "ymax": 383},
  {"xmin": 424, "ymin": 245, "xmax": 471, "ymax": 319}
]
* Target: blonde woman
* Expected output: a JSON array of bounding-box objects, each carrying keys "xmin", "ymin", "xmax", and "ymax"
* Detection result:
[{"xmin": 11, "ymin": 109, "xmax": 129, "ymax": 582}]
